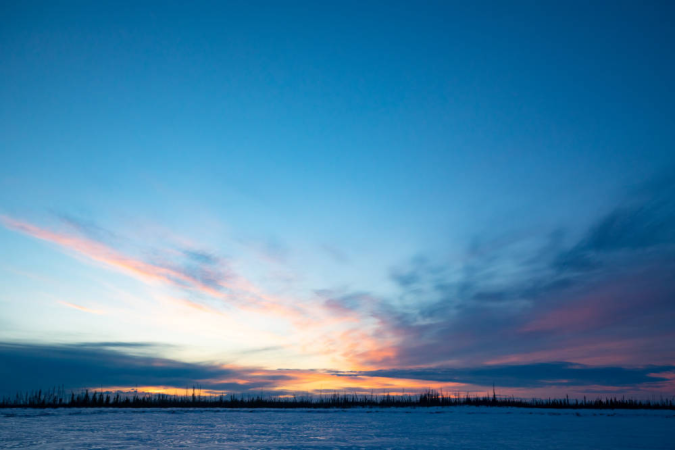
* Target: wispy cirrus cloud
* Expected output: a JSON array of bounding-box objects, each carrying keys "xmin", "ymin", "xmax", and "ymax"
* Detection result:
[
  {"xmin": 0, "ymin": 215, "xmax": 232, "ymax": 297},
  {"xmin": 0, "ymin": 214, "xmax": 299, "ymax": 314},
  {"xmin": 0, "ymin": 213, "xmax": 392, "ymax": 370},
  {"xmin": 364, "ymin": 176, "xmax": 675, "ymax": 370},
  {"xmin": 3, "ymin": 174, "xmax": 674, "ymax": 386},
  {"xmin": 57, "ymin": 301, "xmax": 105, "ymax": 315}
]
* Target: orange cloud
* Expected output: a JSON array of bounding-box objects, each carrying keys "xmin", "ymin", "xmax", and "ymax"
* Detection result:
[
  {"xmin": 1, "ymin": 215, "xmax": 291, "ymax": 312},
  {"xmin": 1, "ymin": 215, "xmax": 399, "ymax": 370},
  {"xmin": 96, "ymin": 368, "xmax": 467, "ymax": 396}
]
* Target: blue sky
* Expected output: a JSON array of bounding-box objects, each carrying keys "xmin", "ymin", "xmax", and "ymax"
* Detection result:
[{"xmin": 1, "ymin": 1, "xmax": 674, "ymax": 397}]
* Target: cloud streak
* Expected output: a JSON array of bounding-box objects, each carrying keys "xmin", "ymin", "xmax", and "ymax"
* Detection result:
[
  {"xmin": 1, "ymin": 215, "xmax": 231, "ymax": 296},
  {"xmin": 2, "ymin": 175, "xmax": 674, "ymax": 391},
  {"xmin": 57, "ymin": 301, "xmax": 105, "ymax": 315},
  {"xmin": 363, "ymin": 177, "xmax": 675, "ymax": 370},
  {"xmin": 356, "ymin": 363, "xmax": 675, "ymax": 389},
  {"xmin": 1, "ymin": 342, "xmax": 672, "ymax": 397},
  {"xmin": 0, "ymin": 214, "xmax": 307, "ymax": 316},
  {"xmin": 0, "ymin": 213, "xmax": 391, "ymax": 370}
]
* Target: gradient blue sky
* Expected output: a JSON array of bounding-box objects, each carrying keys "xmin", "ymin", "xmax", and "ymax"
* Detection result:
[{"xmin": 1, "ymin": 0, "xmax": 674, "ymax": 397}]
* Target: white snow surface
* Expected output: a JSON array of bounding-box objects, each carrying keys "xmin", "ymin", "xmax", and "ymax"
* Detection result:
[{"xmin": 0, "ymin": 407, "xmax": 672, "ymax": 449}]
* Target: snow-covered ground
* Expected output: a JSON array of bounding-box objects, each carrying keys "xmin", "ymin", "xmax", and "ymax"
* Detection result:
[{"xmin": 0, "ymin": 407, "xmax": 672, "ymax": 449}]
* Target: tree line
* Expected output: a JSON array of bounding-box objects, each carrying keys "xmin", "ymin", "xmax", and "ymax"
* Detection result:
[{"xmin": 2, "ymin": 386, "xmax": 673, "ymax": 410}]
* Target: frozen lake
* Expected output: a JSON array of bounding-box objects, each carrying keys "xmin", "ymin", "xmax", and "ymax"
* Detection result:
[{"xmin": 0, "ymin": 407, "xmax": 672, "ymax": 449}]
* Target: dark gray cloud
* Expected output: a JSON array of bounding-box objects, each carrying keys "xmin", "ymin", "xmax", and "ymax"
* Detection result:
[
  {"xmin": 355, "ymin": 363, "xmax": 675, "ymax": 389},
  {"xmin": 555, "ymin": 180, "xmax": 675, "ymax": 274},
  {"xmin": 376, "ymin": 175, "xmax": 675, "ymax": 368},
  {"xmin": 0, "ymin": 342, "xmax": 288, "ymax": 396},
  {"xmin": 3, "ymin": 342, "xmax": 670, "ymax": 396},
  {"xmin": 67, "ymin": 342, "xmax": 167, "ymax": 349}
]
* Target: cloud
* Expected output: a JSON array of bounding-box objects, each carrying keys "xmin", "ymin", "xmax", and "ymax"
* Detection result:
[
  {"xmin": 0, "ymin": 215, "xmax": 232, "ymax": 296},
  {"xmin": 0, "ymin": 342, "xmax": 285, "ymax": 396},
  {"xmin": 57, "ymin": 301, "xmax": 105, "ymax": 315},
  {"xmin": 555, "ymin": 177, "xmax": 675, "ymax": 273},
  {"xmin": 68, "ymin": 342, "xmax": 167, "ymax": 349},
  {"xmin": 0, "ymin": 213, "xmax": 393, "ymax": 369},
  {"xmin": 356, "ymin": 363, "xmax": 675, "ymax": 389},
  {"xmin": 182, "ymin": 249, "xmax": 220, "ymax": 266},
  {"xmin": 3, "ymin": 174, "xmax": 674, "ymax": 383},
  {"xmin": 1, "ymin": 342, "xmax": 671, "ymax": 397},
  {"xmin": 54, "ymin": 213, "xmax": 120, "ymax": 245},
  {"xmin": 0, "ymin": 214, "xmax": 294, "ymax": 314},
  {"xmin": 369, "ymin": 176, "xmax": 675, "ymax": 369}
]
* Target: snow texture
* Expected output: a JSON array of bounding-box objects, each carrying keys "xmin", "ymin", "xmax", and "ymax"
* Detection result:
[{"xmin": 0, "ymin": 407, "xmax": 673, "ymax": 449}]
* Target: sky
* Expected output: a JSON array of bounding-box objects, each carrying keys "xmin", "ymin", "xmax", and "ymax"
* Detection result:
[{"xmin": 1, "ymin": 0, "xmax": 674, "ymax": 399}]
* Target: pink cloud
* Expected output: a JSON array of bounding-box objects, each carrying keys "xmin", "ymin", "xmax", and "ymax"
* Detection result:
[
  {"xmin": 1, "ymin": 215, "xmax": 398, "ymax": 369},
  {"xmin": 58, "ymin": 300, "xmax": 105, "ymax": 315}
]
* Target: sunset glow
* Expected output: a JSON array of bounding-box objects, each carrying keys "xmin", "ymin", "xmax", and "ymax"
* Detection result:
[{"xmin": 1, "ymin": 0, "xmax": 674, "ymax": 401}]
